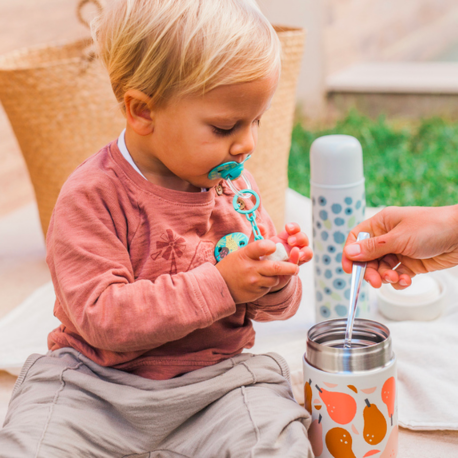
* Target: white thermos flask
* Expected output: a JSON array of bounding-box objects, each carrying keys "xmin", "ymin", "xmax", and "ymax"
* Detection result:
[{"xmin": 310, "ymin": 135, "xmax": 369, "ymax": 322}]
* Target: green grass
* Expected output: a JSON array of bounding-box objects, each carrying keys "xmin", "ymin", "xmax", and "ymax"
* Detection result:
[{"xmin": 288, "ymin": 110, "xmax": 458, "ymax": 207}]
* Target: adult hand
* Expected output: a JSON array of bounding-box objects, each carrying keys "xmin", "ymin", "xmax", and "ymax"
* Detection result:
[
  {"xmin": 342, "ymin": 205, "xmax": 458, "ymax": 289},
  {"xmin": 216, "ymin": 239, "xmax": 300, "ymax": 303}
]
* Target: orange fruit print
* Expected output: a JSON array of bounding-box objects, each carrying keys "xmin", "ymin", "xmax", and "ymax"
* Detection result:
[
  {"xmin": 382, "ymin": 377, "xmax": 396, "ymax": 426},
  {"xmin": 316, "ymin": 384, "xmax": 357, "ymax": 425}
]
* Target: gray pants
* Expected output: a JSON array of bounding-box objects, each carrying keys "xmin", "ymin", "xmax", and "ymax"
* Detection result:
[{"xmin": 0, "ymin": 348, "xmax": 312, "ymax": 457}]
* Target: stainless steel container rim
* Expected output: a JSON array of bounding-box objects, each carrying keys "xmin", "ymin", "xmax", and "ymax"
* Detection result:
[{"xmin": 305, "ymin": 318, "xmax": 393, "ymax": 373}]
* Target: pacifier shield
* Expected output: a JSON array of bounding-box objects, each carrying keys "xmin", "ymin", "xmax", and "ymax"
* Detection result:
[
  {"xmin": 208, "ymin": 155, "xmax": 251, "ymax": 181},
  {"xmin": 215, "ymin": 232, "xmax": 249, "ymax": 262}
]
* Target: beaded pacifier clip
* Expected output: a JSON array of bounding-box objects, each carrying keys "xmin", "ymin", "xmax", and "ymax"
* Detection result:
[{"xmin": 208, "ymin": 156, "xmax": 289, "ymax": 263}]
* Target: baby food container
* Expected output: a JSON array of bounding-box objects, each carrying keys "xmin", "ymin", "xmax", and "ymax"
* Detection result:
[{"xmin": 303, "ymin": 319, "xmax": 398, "ymax": 458}]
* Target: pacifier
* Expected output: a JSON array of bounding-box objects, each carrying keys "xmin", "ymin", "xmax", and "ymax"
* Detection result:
[{"xmin": 208, "ymin": 155, "xmax": 252, "ymax": 198}]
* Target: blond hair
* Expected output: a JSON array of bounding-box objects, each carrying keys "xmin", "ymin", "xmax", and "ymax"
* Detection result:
[{"xmin": 91, "ymin": 0, "xmax": 281, "ymax": 110}]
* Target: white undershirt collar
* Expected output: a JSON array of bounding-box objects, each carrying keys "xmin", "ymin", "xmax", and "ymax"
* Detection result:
[{"xmin": 117, "ymin": 129, "xmax": 207, "ymax": 192}]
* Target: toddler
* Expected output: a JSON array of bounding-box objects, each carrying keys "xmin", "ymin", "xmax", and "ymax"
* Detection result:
[{"xmin": 0, "ymin": 1, "xmax": 314, "ymax": 456}]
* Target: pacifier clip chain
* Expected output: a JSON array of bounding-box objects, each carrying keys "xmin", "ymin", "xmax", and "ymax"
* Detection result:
[{"xmin": 208, "ymin": 156, "xmax": 288, "ymax": 263}]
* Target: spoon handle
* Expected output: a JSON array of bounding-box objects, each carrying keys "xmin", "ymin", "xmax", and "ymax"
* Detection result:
[{"xmin": 344, "ymin": 232, "xmax": 371, "ymax": 348}]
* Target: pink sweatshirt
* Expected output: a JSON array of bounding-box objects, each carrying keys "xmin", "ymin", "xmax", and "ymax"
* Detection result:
[{"xmin": 46, "ymin": 141, "xmax": 302, "ymax": 380}]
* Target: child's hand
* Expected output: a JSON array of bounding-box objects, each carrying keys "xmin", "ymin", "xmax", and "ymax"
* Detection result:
[
  {"xmin": 264, "ymin": 222, "xmax": 313, "ymax": 267},
  {"xmin": 216, "ymin": 239, "xmax": 300, "ymax": 304}
]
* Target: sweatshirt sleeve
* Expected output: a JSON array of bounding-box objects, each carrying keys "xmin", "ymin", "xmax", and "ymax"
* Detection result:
[
  {"xmin": 46, "ymin": 172, "xmax": 236, "ymax": 353},
  {"xmin": 241, "ymin": 171, "xmax": 303, "ymax": 322}
]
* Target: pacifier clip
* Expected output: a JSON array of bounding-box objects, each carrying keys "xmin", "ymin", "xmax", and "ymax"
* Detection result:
[{"xmin": 208, "ymin": 156, "xmax": 288, "ymax": 263}]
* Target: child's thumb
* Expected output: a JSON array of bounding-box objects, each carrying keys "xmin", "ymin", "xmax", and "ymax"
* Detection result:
[
  {"xmin": 245, "ymin": 239, "xmax": 276, "ymax": 260},
  {"xmin": 344, "ymin": 234, "xmax": 397, "ymax": 262}
]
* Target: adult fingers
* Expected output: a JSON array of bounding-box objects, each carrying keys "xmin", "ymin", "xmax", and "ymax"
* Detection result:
[{"xmin": 344, "ymin": 233, "xmax": 401, "ymax": 263}]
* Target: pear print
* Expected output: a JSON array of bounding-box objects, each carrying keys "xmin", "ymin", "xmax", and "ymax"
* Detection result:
[
  {"xmin": 380, "ymin": 425, "xmax": 398, "ymax": 458},
  {"xmin": 316, "ymin": 384, "xmax": 357, "ymax": 425},
  {"xmin": 325, "ymin": 427, "xmax": 356, "ymax": 458},
  {"xmin": 363, "ymin": 451, "xmax": 381, "ymax": 457},
  {"xmin": 309, "ymin": 414, "xmax": 324, "ymax": 457},
  {"xmin": 304, "ymin": 379, "xmax": 313, "ymax": 415},
  {"xmin": 382, "ymin": 377, "xmax": 396, "ymax": 426},
  {"xmin": 363, "ymin": 399, "xmax": 387, "ymax": 445}
]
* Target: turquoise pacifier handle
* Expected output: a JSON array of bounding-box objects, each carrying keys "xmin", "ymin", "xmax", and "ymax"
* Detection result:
[
  {"xmin": 208, "ymin": 155, "xmax": 251, "ymax": 181},
  {"xmin": 233, "ymin": 190, "xmax": 263, "ymax": 241}
]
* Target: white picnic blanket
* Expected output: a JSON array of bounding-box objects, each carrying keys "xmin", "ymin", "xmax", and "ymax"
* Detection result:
[{"xmin": 1, "ymin": 190, "xmax": 458, "ymax": 431}]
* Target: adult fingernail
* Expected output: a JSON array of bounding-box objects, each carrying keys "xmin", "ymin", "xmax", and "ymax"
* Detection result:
[
  {"xmin": 399, "ymin": 279, "xmax": 408, "ymax": 286},
  {"xmin": 345, "ymin": 244, "xmax": 361, "ymax": 256},
  {"xmin": 289, "ymin": 236, "xmax": 296, "ymax": 245}
]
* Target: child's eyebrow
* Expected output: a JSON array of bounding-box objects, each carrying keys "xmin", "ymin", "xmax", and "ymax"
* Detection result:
[{"xmin": 209, "ymin": 105, "xmax": 272, "ymax": 124}]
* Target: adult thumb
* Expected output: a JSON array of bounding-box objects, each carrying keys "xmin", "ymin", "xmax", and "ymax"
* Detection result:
[{"xmin": 344, "ymin": 234, "xmax": 398, "ymax": 262}]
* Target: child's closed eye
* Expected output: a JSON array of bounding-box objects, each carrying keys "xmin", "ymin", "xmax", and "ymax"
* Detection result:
[
  {"xmin": 212, "ymin": 126, "xmax": 235, "ymax": 137},
  {"xmin": 212, "ymin": 119, "xmax": 260, "ymax": 137}
]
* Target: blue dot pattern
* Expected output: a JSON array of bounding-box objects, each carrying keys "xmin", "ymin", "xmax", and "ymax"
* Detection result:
[
  {"xmin": 311, "ymin": 184, "xmax": 369, "ymax": 321},
  {"xmin": 335, "ymin": 305, "xmax": 348, "ymax": 317},
  {"xmin": 331, "ymin": 204, "xmax": 342, "ymax": 214},
  {"xmin": 334, "ymin": 217, "xmax": 344, "ymax": 226},
  {"xmin": 320, "ymin": 306, "xmax": 331, "ymax": 318},
  {"xmin": 333, "ymin": 232, "xmax": 345, "ymax": 244},
  {"xmin": 333, "ymin": 279, "xmax": 345, "ymax": 289}
]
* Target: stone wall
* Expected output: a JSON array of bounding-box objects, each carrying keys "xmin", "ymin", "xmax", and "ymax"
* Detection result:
[
  {"xmin": 259, "ymin": 0, "xmax": 458, "ymax": 117},
  {"xmin": 325, "ymin": 0, "xmax": 458, "ymax": 74}
]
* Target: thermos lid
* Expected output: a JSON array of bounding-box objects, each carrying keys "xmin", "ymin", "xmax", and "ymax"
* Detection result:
[
  {"xmin": 310, "ymin": 135, "xmax": 364, "ymax": 187},
  {"xmin": 306, "ymin": 319, "xmax": 393, "ymax": 373}
]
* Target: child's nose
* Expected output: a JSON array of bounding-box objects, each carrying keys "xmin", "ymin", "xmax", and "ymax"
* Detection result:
[{"xmin": 230, "ymin": 127, "xmax": 256, "ymax": 157}]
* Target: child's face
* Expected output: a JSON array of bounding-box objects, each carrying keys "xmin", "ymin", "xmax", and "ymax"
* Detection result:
[{"xmin": 130, "ymin": 72, "xmax": 279, "ymax": 191}]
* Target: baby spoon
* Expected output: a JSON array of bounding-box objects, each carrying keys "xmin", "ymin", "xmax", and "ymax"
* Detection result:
[{"xmin": 344, "ymin": 232, "xmax": 370, "ymax": 348}]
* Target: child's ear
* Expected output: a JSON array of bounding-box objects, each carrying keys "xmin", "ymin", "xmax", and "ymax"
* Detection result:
[{"xmin": 124, "ymin": 89, "xmax": 154, "ymax": 136}]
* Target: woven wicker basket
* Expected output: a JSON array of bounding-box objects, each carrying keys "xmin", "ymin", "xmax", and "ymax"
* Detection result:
[{"xmin": 0, "ymin": 14, "xmax": 304, "ymax": 235}]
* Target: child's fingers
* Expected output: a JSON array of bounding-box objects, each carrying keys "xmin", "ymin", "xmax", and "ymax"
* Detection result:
[
  {"xmin": 286, "ymin": 222, "xmax": 301, "ymax": 235},
  {"xmin": 258, "ymin": 259, "xmax": 300, "ymax": 277},
  {"xmin": 244, "ymin": 239, "xmax": 276, "ymax": 260},
  {"xmin": 288, "ymin": 246, "xmax": 301, "ymax": 265},
  {"xmin": 287, "ymin": 231, "xmax": 309, "ymax": 248},
  {"xmin": 298, "ymin": 247, "xmax": 313, "ymax": 264}
]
